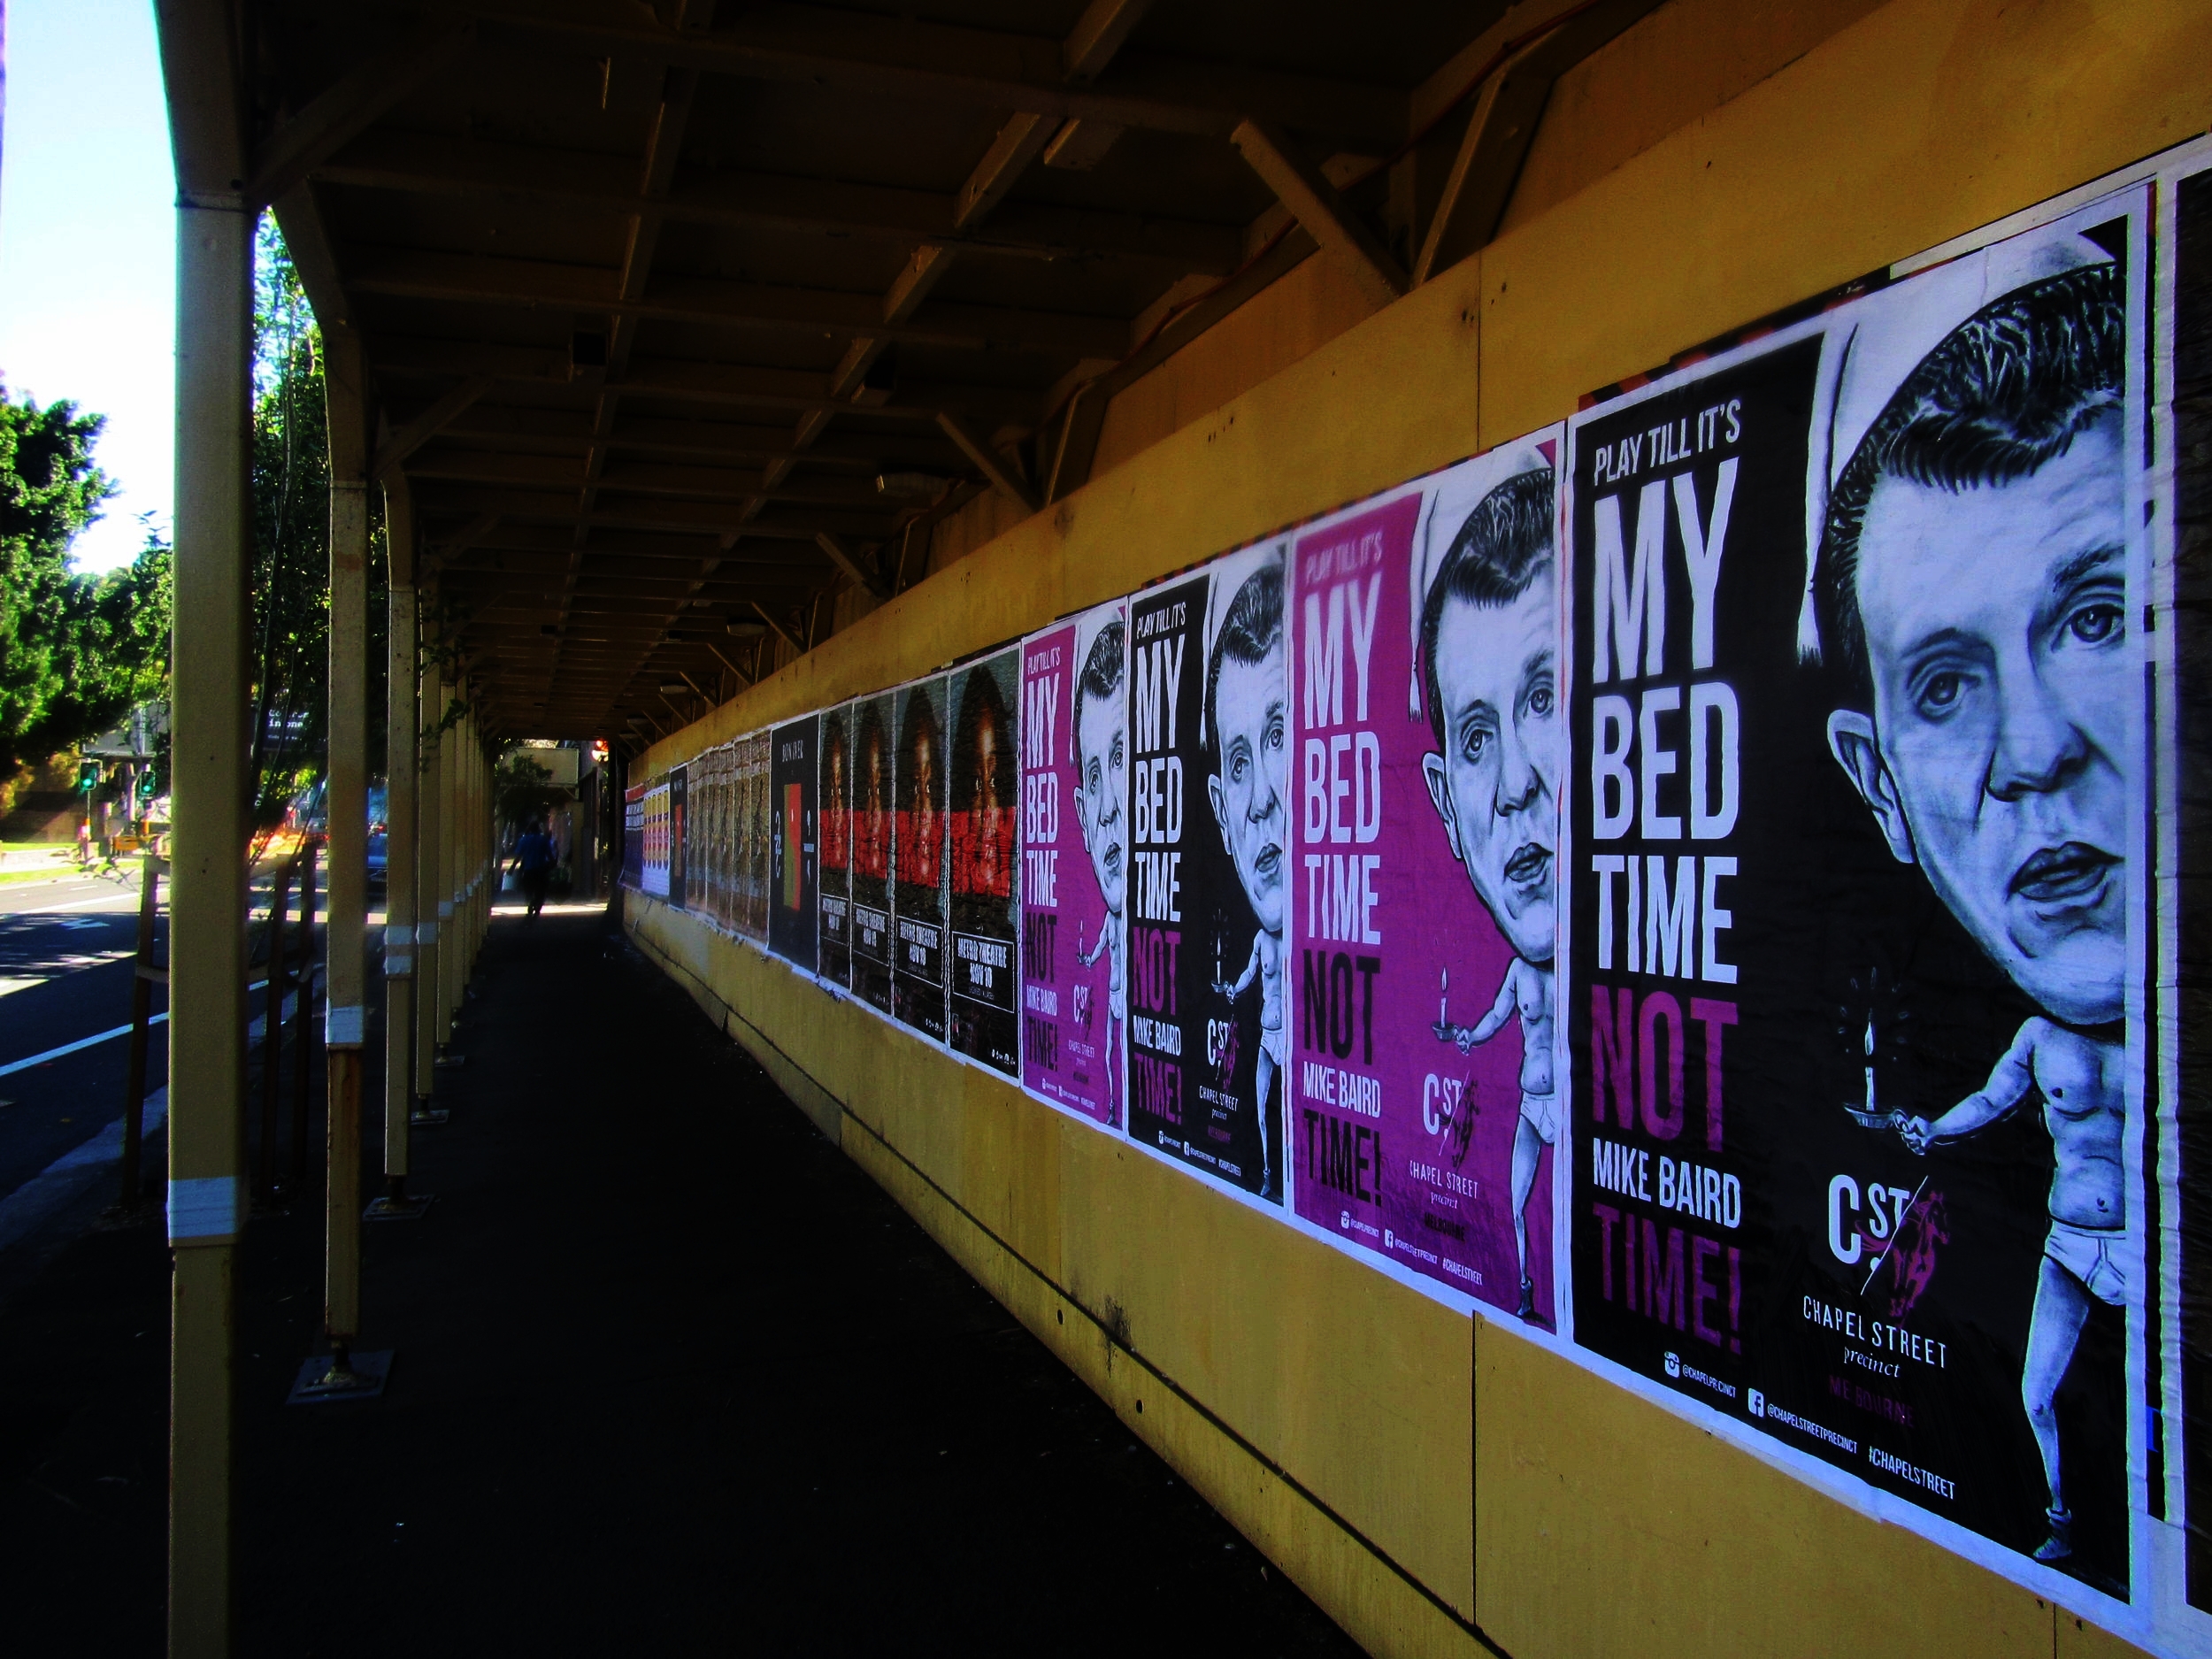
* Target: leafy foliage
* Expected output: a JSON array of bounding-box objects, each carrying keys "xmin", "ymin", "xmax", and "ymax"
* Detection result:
[
  {"xmin": 495, "ymin": 750, "xmax": 571, "ymax": 833},
  {"xmin": 250, "ymin": 218, "xmax": 388, "ymax": 835},
  {"xmin": 0, "ymin": 389, "xmax": 171, "ymax": 780}
]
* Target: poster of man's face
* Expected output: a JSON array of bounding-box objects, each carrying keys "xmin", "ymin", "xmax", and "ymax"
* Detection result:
[
  {"xmin": 1207, "ymin": 559, "xmax": 1288, "ymax": 940},
  {"xmin": 1074, "ymin": 617, "xmax": 1128, "ymax": 925},
  {"xmin": 1817, "ymin": 252, "xmax": 2131, "ymax": 1028},
  {"xmin": 1565, "ymin": 204, "xmax": 2148, "ymax": 1595},
  {"xmin": 1421, "ymin": 472, "xmax": 1561, "ymax": 968}
]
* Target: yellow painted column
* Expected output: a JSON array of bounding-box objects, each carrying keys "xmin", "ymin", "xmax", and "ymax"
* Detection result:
[
  {"xmin": 413, "ymin": 660, "xmax": 443, "ymax": 1101},
  {"xmin": 438, "ymin": 696, "xmax": 459, "ymax": 1037},
  {"xmin": 463, "ymin": 722, "xmax": 479, "ymax": 966},
  {"xmin": 319, "ymin": 331, "xmax": 368, "ymax": 1357},
  {"xmin": 166, "ymin": 194, "xmax": 252, "ymax": 1659},
  {"xmin": 381, "ymin": 544, "xmax": 416, "ymax": 1187}
]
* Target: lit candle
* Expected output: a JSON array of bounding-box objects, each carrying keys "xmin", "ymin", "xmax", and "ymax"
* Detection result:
[{"xmin": 1863, "ymin": 1013, "xmax": 1877, "ymax": 1118}]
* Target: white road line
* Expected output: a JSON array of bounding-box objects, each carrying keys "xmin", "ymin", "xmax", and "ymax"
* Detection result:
[{"xmin": 0, "ymin": 979, "xmax": 267, "ymax": 1077}]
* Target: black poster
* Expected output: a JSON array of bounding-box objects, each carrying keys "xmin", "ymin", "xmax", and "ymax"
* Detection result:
[
  {"xmin": 893, "ymin": 677, "xmax": 951, "ymax": 1042},
  {"xmin": 949, "ymin": 649, "xmax": 1021, "ymax": 1075},
  {"xmin": 770, "ymin": 717, "xmax": 818, "ymax": 972},
  {"xmin": 1126, "ymin": 548, "xmax": 1287, "ymax": 1202},
  {"xmin": 667, "ymin": 763, "xmax": 688, "ymax": 912},
  {"xmin": 850, "ymin": 693, "xmax": 896, "ymax": 1015},
  {"xmin": 818, "ymin": 703, "xmax": 854, "ymax": 989},
  {"xmin": 1569, "ymin": 211, "xmax": 2146, "ymax": 1594}
]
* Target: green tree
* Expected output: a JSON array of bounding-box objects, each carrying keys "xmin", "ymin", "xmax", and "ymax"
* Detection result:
[
  {"xmin": 0, "ymin": 388, "xmax": 171, "ymax": 781},
  {"xmin": 250, "ymin": 217, "xmax": 388, "ymax": 845},
  {"xmin": 495, "ymin": 750, "xmax": 571, "ymax": 837}
]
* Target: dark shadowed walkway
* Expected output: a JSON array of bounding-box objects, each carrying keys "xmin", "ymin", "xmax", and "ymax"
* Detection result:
[{"xmin": 0, "ymin": 900, "xmax": 1363, "ymax": 1656}]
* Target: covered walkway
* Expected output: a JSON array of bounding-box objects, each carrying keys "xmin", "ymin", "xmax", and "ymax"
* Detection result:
[{"xmin": 0, "ymin": 902, "xmax": 1356, "ymax": 1655}]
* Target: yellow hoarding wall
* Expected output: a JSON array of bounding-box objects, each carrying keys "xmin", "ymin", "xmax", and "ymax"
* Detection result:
[{"xmin": 626, "ymin": 3, "xmax": 2212, "ymax": 1654}]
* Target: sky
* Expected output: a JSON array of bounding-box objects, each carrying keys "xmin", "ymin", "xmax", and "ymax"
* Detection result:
[{"xmin": 0, "ymin": 0, "xmax": 176, "ymax": 572}]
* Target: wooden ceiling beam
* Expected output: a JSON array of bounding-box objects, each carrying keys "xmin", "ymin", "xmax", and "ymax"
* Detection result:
[
  {"xmin": 935, "ymin": 411, "xmax": 1038, "ymax": 515},
  {"xmin": 799, "ymin": 0, "xmax": 1150, "ymax": 518},
  {"xmin": 411, "ymin": 484, "xmax": 896, "ymax": 541},
  {"xmin": 426, "ymin": 407, "xmax": 962, "ymax": 471},
  {"xmin": 369, "ymin": 338, "xmax": 1040, "ymax": 427},
  {"xmin": 813, "ymin": 531, "xmax": 887, "ymax": 600},
  {"xmin": 1411, "ymin": 0, "xmax": 1665, "ymax": 284},
  {"xmin": 246, "ymin": 19, "xmax": 475, "ymax": 209},
  {"xmin": 1230, "ymin": 119, "xmax": 1405, "ymax": 311},
  {"xmin": 1064, "ymin": 0, "xmax": 1156, "ymax": 81},
  {"xmin": 348, "ymin": 248, "xmax": 1129, "ymax": 358},
  {"xmin": 405, "ymin": 444, "xmax": 895, "ymax": 508},
  {"xmin": 374, "ymin": 375, "xmax": 493, "ymax": 480},
  {"xmin": 469, "ymin": 2, "xmax": 1409, "ymax": 151},
  {"xmin": 313, "ymin": 134, "xmax": 1244, "ymax": 275}
]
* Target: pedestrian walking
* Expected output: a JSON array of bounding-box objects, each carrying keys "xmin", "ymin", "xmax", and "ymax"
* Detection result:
[{"xmin": 511, "ymin": 818, "xmax": 556, "ymax": 918}]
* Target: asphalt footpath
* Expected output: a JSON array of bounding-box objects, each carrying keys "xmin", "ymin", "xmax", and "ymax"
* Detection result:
[{"xmin": 0, "ymin": 900, "xmax": 1364, "ymax": 1656}]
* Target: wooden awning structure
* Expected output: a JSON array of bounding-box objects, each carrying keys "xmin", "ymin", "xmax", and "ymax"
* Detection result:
[{"xmin": 194, "ymin": 0, "xmax": 1653, "ymax": 743}]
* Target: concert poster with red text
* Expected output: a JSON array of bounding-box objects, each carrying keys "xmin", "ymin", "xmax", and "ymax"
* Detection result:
[
  {"xmin": 892, "ymin": 676, "xmax": 952, "ymax": 1043},
  {"xmin": 849, "ymin": 694, "xmax": 896, "ymax": 1014},
  {"xmin": 948, "ymin": 649, "xmax": 1021, "ymax": 1076}
]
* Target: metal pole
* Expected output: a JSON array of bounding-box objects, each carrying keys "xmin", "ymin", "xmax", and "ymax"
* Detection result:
[
  {"xmin": 256, "ymin": 861, "xmax": 290, "ymax": 1204},
  {"xmin": 413, "ymin": 655, "xmax": 445, "ymax": 1113},
  {"xmin": 116, "ymin": 854, "xmax": 163, "ymax": 1212},
  {"xmin": 317, "ymin": 329, "xmax": 370, "ymax": 1379},
  {"xmin": 437, "ymin": 694, "xmax": 459, "ymax": 1046},
  {"xmin": 289, "ymin": 838, "xmax": 318, "ymax": 1194},
  {"xmin": 166, "ymin": 188, "xmax": 253, "ymax": 1659},
  {"xmin": 470, "ymin": 726, "xmax": 485, "ymax": 955},
  {"xmin": 375, "ymin": 492, "xmax": 422, "ymax": 1204}
]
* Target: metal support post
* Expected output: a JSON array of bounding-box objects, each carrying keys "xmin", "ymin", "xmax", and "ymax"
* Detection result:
[
  {"xmin": 412, "ymin": 658, "xmax": 448, "ymax": 1118},
  {"xmin": 255, "ymin": 860, "xmax": 290, "ymax": 1205},
  {"xmin": 112, "ymin": 853, "xmax": 165, "ymax": 1215},
  {"xmin": 165, "ymin": 187, "xmax": 253, "ymax": 1659},
  {"xmin": 288, "ymin": 838, "xmax": 319, "ymax": 1194},
  {"xmin": 435, "ymin": 695, "xmax": 462, "ymax": 1057}
]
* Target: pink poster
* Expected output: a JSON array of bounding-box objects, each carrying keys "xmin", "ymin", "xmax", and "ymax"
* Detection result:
[
  {"xmin": 1288, "ymin": 435, "xmax": 1563, "ymax": 1323},
  {"xmin": 1018, "ymin": 603, "xmax": 1125, "ymax": 1128}
]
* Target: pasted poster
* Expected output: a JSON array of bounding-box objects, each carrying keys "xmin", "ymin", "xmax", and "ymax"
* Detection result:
[
  {"xmin": 695, "ymin": 742, "xmax": 731, "ymax": 932},
  {"xmin": 1566, "ymin": 204, "xmax": 2147, "ymax": 1598},
  {"xmin": 892, "ymin": 677, "xmax": 950, "ymax": 1042},
  {"xmin": 666, "ymin": 764, "xmax": 687, "ymax": 910},
  {"xmin": 641, "ymin": 773, "xmax": 671, "ymax": 896},
  {"xmin": 690, "ymin": 744, "xmax": 718, "ymax": 927},
  {"xmin": 734, "ymin": 731, "xmax": 770, "ymax": 942},
  {"xmin": 1287, "ymin": 435, "xmax": 1563, "ymax": 1320},
  {"xmin": 623, "ymin": 780, "xmax": 644, "ymax": 888},
  {"xmin": 1127, "ymin": 546, "xmax": 1286, "ymax": 1202},
  {"xmin": 949, "ymin": 649, "xmax": 1020, "ymax": 1075},
  {"xmin": 850, "ymin": 692, "xmax": 896, "ymax": 1015},
  {"xmin": 818, "ymin": 703, "xmax": 853, "ymax": 988},
  {"xmin": 770, "ymin": 717, "xmax": 818, "ymax": 972},
  {"xmin": 1019, "ymin": 603, "xmax": 1126, "ymax": 1128}
]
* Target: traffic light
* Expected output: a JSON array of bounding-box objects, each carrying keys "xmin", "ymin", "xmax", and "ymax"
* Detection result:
[
  {"xmin": 77, "ymin": 759, "xmax": 101, "ymax": 794},
  {"xmin": 138, "ymin": 768, "xmax": 158, "ymax": 802}
]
